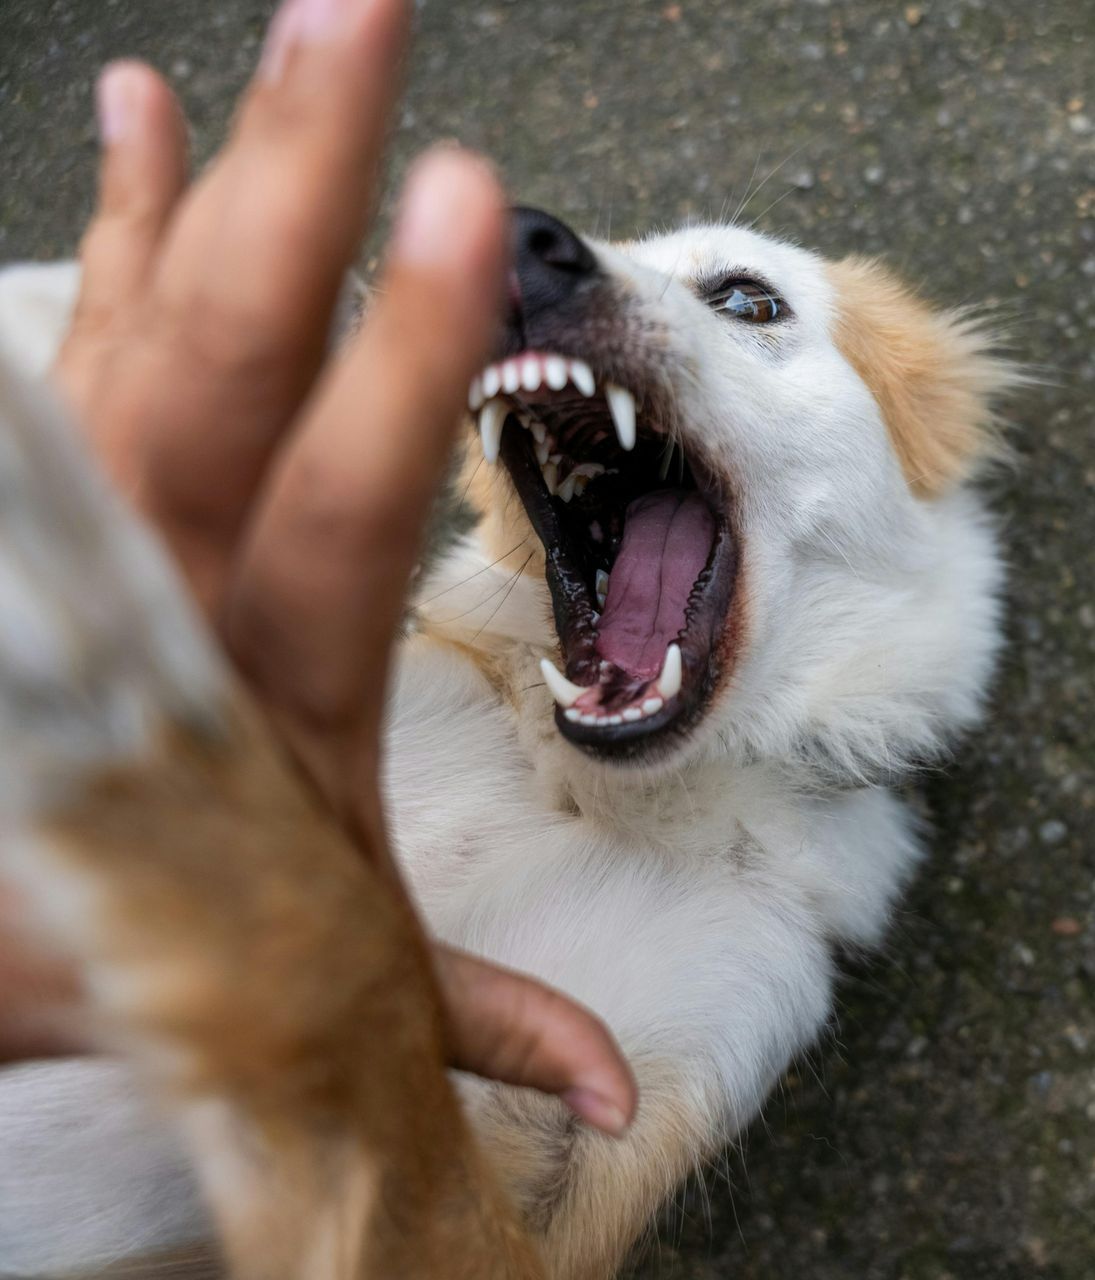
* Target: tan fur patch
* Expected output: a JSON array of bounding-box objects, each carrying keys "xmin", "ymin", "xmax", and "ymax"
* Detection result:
[
  {"xmin": 460, "ymin": 441, "xmax": 544, "ymax": 576},
  {"xmin": 826, "ymin": 257, "xmax": 1017, "ymax": 496}
]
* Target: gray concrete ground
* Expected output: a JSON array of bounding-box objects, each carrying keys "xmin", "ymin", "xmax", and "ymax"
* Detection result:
[{"xmin": 3, "ymin": 1, "xmax": 1094, "ymax": 1276}]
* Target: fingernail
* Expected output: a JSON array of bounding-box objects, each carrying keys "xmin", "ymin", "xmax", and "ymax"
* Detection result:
[
  {"xmin": 390, "ymin": 147, "xmax": 500, "ymax": 269},
  {"xmin": 260, "ymin": 0, "xmax": 357, "ymax": 81},
  {"xmin": 95, "ymin": 62, "xmax": 141, "ymax": 145},
  {"xmin": 560, "ymin": 1087, "xmax": 631, "ymax": 1137}
]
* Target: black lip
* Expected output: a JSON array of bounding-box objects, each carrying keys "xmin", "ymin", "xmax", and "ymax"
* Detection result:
[{"xmin": 497, "ymin": 411, "xmax": 740, "ymax": 763}]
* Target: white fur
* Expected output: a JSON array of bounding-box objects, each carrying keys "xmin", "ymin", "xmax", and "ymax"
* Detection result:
[{"xmin": 0, "ymin": 220, "xmax": 1004, "ymax": 1277}]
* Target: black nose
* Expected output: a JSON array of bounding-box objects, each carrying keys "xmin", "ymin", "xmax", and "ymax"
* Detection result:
[{"xmin": 511, "ymin": 207, "xmax": 597, "ymax": 320}]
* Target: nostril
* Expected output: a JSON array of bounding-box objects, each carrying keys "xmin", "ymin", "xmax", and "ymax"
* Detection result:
[{"xmin": 513, "ymin": 206, "xmax": 598, "ymax": 281}]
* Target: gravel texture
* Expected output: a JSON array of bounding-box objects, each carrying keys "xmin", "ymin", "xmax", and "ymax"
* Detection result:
[{"xmin": 2, "ymin": 2, "xmax": 1094, "ymax": 1277}]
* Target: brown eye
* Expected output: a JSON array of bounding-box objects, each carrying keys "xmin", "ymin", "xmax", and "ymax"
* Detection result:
[{"xmin": 709, "ymin": 279, "xmax": 783, "ymax": 323}]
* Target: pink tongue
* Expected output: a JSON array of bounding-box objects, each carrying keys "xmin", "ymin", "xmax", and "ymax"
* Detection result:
[{"xmin": 595, "ymin": 491, "xmax": 715, "ymax": 678}]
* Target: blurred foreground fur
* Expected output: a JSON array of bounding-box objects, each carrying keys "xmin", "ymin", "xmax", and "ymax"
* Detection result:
[{"xmin": 0, "ymin": 350, "xmax": 542, "ymax": 1278}]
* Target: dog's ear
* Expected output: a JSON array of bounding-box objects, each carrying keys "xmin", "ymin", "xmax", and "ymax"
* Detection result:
[{"xmin": 826, "ymin": 256, "xmax": 1018, "ymax": 497}]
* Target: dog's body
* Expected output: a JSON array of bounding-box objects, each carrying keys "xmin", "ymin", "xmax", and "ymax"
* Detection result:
[{"xmin": 0, "ymin": 215, "xmax": 1015, "ymax": 1278}]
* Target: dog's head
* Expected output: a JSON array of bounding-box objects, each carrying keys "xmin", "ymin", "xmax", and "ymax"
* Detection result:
[{"xmin": 450, "ymin": 209, "xmax": 1015, "ymax": 779}]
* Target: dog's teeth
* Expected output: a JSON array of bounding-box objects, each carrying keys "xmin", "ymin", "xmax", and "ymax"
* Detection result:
[
  {"xmin": 521, "ymin": 357, "xmax": 543, "ymax": 392},
  {"xmin": 606, "ymin": 714, "xmax": 624, "ymax": 726},
  {"xmin": 535, "ymin": 438, "xmax": 551, "ymax": 465},
  {"xmin": 605, "ymin": 383, "xmax": 636, "ymax": 451},
  {"xmin": 502, "ymin": 360, "xmax": 521, "ymax": 395},
  {"xmin": 579, "ymin": 713, "xmax": 599, "ymax": 726},
  {"xmin": 531, "ymin": 420, "xmax": 547, "ymax": 444},
  {"xmin": 469, "ymin": 376, "xmax": 485, "ymax": 412},
  {"xmin": 641, "ymin": 696, "xmax": 664, "ymax": 716},
  {"xmin": 540, "ymin": 658, "xmax": 585, "ymax": 708},
  {"xmin": 482, "ymin": 365, "xmax": 502, "ymax": 399},
  {"xmin": 556, "ymin": 474, "xmax": 577, "ymax": 503},
  {"xmin": 542, "ymin": 459, "xmax": 559, "ymax": 493},
  {"xmin": 570, "ymin": 462, "xmax": 606, "ymax": 480},
  {"xmin": 569, "ymin": 359, "xmax": 596, "ymax": 397},
  {"xmin": 656, "ymin": 643, "xmax": 682, "ymax": 700},
  {"xmin": 564, "ymin": 708, "xmax": 582, "ymax": 722},
  {"xmin": 595, "ymin": 568, "xmax": 609, "ymax": 609},
  {"xmin": 622, "ymin": 707, "xmax": 643, "ymax": 722},
  {"xmin": 478, "ymin": 398, "xmax": 508, "ymax": 464},
  {"xmin": 545, "ymin": 356, "xmax": 568, "ymax": 390},
  {"xmin": 572, "ymin": 475, "xmax": 589, "ymax": 496}
]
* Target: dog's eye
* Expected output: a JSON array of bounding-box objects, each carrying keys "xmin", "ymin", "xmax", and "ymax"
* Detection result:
[{"xmin": 708, "ymin": 279, "xmax": 783, "ymax": 323}]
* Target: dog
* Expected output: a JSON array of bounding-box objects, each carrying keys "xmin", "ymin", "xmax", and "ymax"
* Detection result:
[{"xmin": 0, "ymin": 206, "xmax": 1016, "ymax": 1278}]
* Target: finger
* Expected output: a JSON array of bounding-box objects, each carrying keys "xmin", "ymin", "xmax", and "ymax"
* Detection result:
[
  {"xmin": 134, "ymin": 0, "xmax": 412, "ymax": 556},
  {"xmin": 435, "ymin": 947, "xmax": 638, "ymax": 1138},
  {"xmin": 154, "ymin": 0, "xmax": 409, "ymax": 366},
  {"xmin": 74, "ymin": 62, "xmax": 189, "ymax": 326},
  {"xmin": 227, "ymin": 148, "xmax": 506, "ymax": 729}
]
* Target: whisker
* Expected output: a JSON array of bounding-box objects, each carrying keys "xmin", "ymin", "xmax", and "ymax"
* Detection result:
[
  {"xmin": 416, "ymin": 537, "xmax": 530, "ymax": 604},
  {"xmin": 433, "ymin": 553, "xmax": 533, "ymax": 625},
  {"xmin": 469, "ymin": 552, "xmax": 536, "ymax": 641}
]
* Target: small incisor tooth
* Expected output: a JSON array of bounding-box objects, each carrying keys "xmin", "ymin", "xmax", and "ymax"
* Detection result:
[{"xmin": 569, "ymin": 359, "xmax": 596, "ymax": 397}]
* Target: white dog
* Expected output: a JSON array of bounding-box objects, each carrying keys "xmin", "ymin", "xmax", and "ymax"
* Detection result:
[{"xmin": 0, "ymin": 208, "xmax": 1015, "ymax": 1278}]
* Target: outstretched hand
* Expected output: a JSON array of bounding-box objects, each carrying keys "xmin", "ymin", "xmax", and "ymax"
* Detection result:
[{"xmin": 5, "ymin": 0, "xmax": 635, "ymax": 1137}]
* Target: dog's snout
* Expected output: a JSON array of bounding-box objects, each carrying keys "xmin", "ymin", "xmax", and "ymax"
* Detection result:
[{"xmin": 511, "ymin": 207, "xmax": 597, "ymax": 320}]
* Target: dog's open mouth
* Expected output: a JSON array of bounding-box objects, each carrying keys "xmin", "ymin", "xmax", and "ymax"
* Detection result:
[{"xmin": 470, "ymin": 351, "xmax": 739, "ymax": 758}]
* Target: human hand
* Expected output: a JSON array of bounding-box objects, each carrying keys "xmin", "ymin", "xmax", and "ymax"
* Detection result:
[{"xmin": 5, "ymin": 0, "xmax": 635, "ymax": 1136}]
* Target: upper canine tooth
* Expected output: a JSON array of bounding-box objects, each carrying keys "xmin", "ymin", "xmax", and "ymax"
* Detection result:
[
  {"xmin": 605, "ymin": 383, "xmax": 636, "ymax": 451},
  {"xmin": 478, "ymin": 398, "xmax": 508, "ymax": 464},
  {"xmin": 502, "ymin": 360, "xmax": 521, "ymax": 394},
  {"xmin": 482, "ymin": 365, "xmax": 502, "ymax": 399},
  {"xmin": 535, "ymin": 438, "xmax": 551, "ymax": 465},
  {"xmin": 656, "ymin": 643, "xmax": 682, "ymax": 700},
  {"xmin": 569, "ymin": 359, "xmax": 596, "ymax": 397},
  {"xmin": 540, "ymin": 658, "xmax": 585, "ymax": 708},
  {"xmin": 545, "ymin": 356, "xmax": 568, "ymax": 390},
  {"xmin": 521, "ymin": 357, "xmax": 543, "ymax": 392},
  {"xmin": 468, "ymin": 376, "xmax": 485, "ymax": 411}
]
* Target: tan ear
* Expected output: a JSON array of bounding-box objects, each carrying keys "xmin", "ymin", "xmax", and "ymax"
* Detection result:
[{"xmin": 826, "ymin": 256, "xmax": 1018, "ymax": 497}]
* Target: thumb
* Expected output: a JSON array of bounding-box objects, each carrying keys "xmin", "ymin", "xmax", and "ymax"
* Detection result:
[{"xmin": 434, "ymin": 945, "xmax": 638, "ymax": 1137}]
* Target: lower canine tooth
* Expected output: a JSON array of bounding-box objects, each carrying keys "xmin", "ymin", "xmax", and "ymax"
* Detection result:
[
  {"xmin": 540, "ymin": 658, "xmax": 585, "ymax": 708},
  {"xmin": 478, "ymin": 398, "xmax": 508, "ymax": 464},
  {"xmin": 542, "ymin": 460, "xmax": 558, "ymax": 493},
  {"xmin": 656, "ymin": 643, "xmax": 682, "ymax": 700},
  {"xmin": 531, "ymin": 421, "xmax": 547, "ymax": 444},
  {"xmin": 556, "ymin": 474, "xmax": 577, "ymax": 502},
  {"xmin": 535, "ymin": 438, "xmax": 551, "ymax": 465},
  {"xmin": 605, "ymin": 383, "xmax": 637, "ymax": 451}
]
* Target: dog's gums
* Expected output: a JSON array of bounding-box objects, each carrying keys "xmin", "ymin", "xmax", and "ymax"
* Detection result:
[{"xmin": 470, "ymin": 350, "xmax": 738, "ymax": 758}]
